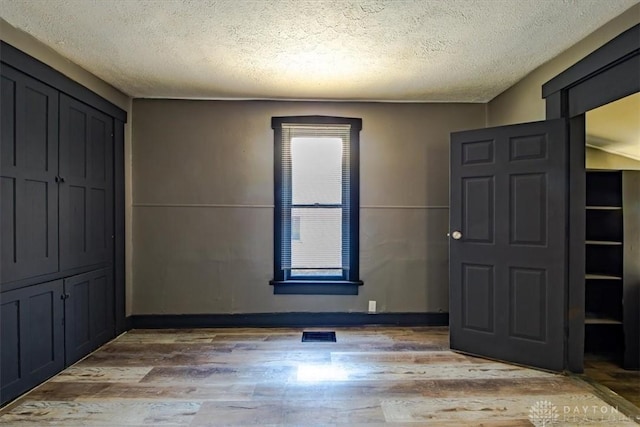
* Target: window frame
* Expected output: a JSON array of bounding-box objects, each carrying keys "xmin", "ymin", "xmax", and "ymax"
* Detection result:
[{"xmin": 270, "ymin": 115, "xmax": 363, "ymax": 295}]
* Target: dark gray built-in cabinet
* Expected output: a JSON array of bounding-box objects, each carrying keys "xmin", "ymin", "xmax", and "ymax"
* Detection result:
[
  {"xmin": 584, "ymin": 170, "xmax": 640, "ymax": 369},
  {"xmin": 0, "ymin": 43, "xmax": 126, "ymax": 405},
  {"xmin": 1, "ymin": 280, "xmax": 64, "ymax": 402}
]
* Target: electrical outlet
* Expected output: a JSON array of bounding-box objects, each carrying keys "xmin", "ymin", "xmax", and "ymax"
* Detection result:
[{"xmin": 368, "ymin": 300, "xmax": 376, "ymax": 313}]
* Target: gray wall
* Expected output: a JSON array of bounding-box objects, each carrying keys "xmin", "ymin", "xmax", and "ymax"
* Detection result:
[
  {"xmin": 487, "ymin": 4, "xmax": 639, "ymax": 126},
  {"xmin": 132, "ymin": 100, "xmax": 486, "ymax": 314}
]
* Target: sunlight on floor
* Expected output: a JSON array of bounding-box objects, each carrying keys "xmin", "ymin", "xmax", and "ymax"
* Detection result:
[{"xmin": 296, "ymin": 364, "xmax": 349, "ymax": 382}]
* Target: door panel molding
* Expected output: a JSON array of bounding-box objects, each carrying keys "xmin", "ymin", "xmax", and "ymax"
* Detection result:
[
  {"xmin": 509, "ymin": 173, "xmax": 547, "ymax": 246},
  {"xmin": 59, "ymin": 94, "xmax": 114, "ymax": 271},
  {"xmin": 64, "ymin": 268, "xmax": 114, "ymax": 366},
  {"xmin": 461, "ymin": 263, "xmax": 495, "ymax": 333},
  {"xmin": 0, "ymin": 67, "xmax": 59, "ymax": 284},
  {"xmin": 0, "ymin": 280, "xmax": 64, "ymax": 405},
  {"xmin": 461, "ymin": 176, "xmax": 495, "ymax": 244},
  {"xmin": 509, "ymin": 267, "xmax": 547, "ymax": 342},
  {"xmin": 462, "ymin": 140, "xmax": 495, "ymax": 165}
]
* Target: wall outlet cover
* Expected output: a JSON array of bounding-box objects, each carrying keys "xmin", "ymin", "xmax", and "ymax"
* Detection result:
[{"xmin": 368, "ymin": 300, "xmax": 376, "ymax": 313}]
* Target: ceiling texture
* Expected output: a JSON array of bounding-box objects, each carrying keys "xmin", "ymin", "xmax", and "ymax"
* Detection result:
[{"xmin": 1, "ymin": 0, "xmax": 638, "ymax": 102}]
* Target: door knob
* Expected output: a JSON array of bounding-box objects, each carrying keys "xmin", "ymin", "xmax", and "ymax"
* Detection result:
[{"xmin": 450, "ymin": 231, "xmax": 462, "ymax": 240}]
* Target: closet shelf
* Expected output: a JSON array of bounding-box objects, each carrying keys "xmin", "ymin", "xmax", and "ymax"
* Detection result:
[
  {"xmin": 585, "ymin": 170, "xmax": 639, "ymax": 369},
  {"xmin": 585, "ymin": 316, "xmax": 623, "ymax": 325},
  {"xmin": 585, "ymin": 274, "xmax": 622, "ymax": 280},
  {"xmin": 586, "ymin": 206, "xmax": 622, "ymax": 210},
  {"xmin": 585, "ymin": 240, "xmax": 622, "ymax": 245}
]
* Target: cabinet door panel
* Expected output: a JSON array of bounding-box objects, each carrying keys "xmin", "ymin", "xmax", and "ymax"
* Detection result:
[
  {"xmin": 65, "ymin": 275, "xmax": 92, "ymax": 363},
  {"xmin": 64, "ymin": 268, "xmax": 114, "ymax": 365},
  {"xmin": 28, "ymin": 288, "xmax": 62, "ymax": 375},
  {"xmin": 0, "ymin": 67, "xmax": 59, "ymax": 284},
  {"xmin": 1, "ymin": 296, "xmax": 22, "ymax": 393},
  {"xmin": 59, "ymin": 95, "xmax": 113, "ymax": 270},
  {"xmin": 1, "ymin": 73, "xmax": 17, "ymax": 169},
  {"xmin": 0, "ymin": 280, "xmax": 64, "ymax": 405}
]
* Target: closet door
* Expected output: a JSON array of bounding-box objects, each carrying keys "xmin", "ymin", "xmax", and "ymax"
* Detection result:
[
  {"xmin": 59, "ymin": 94, "xmax": 114, "ymax": 271},
  {"xmin": 64, "ymin": 268, "xmax": 114, "ymax": 365},
  {"xmin": 1, "ymin": 66, "xmax": 59, "ymax": 284},
  {"xmin": 1, "ymin": 280, "xmax": 64, "ymax": 405}
]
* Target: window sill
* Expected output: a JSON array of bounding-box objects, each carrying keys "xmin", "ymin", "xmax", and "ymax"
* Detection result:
[{"xmin": 270, "ymin": 280, "xmax": 363, "ymax": 295}]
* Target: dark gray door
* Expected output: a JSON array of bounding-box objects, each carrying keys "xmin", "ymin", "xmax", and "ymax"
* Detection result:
[
  {"xmin": 1, "ymin": 280, "xmax": 64, "ymax": 405},
  {"xmin": 449, "ymin": 119, "xmax": 567, "ymax": 371},
  {"xmin": 1, "ymin": 66, "xmax": 59, "ymax": 284},
  {"xmin": 59, "ymin": 94, "xmax": 113, "ymax": 270},
  {"xmin": 64, "ymin": 268, "xmax": 114, "ymax": 365}
]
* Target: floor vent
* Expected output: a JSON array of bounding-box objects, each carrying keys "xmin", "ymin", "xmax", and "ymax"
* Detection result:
[{"xmin": 302, "ymin": 331, "xmax": 337, "ymax": 342}]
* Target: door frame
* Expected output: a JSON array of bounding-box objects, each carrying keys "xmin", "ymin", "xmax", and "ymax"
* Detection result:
[{"xmin": 542, "ymin": 24, "xmax": 639, "ymax": 372}]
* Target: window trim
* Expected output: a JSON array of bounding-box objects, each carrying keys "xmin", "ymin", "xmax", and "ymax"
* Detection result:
[{"xmin": 270, "ymin": 115, "xmax": 363, "ymax": 295}]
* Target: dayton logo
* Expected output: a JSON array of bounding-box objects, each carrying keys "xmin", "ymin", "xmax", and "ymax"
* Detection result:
[{"xmin": 529, "ymin": 400, "xmax": 559, "ymax": 426}]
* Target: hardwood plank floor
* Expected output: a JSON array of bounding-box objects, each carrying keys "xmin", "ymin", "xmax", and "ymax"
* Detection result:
[
  {"xmin": 584, "ymin": 354, "xmax": 640, "ymax": 408},
  {"xmin": 0, "ymin": 327, "xmax": 638, "ymax": 426}
]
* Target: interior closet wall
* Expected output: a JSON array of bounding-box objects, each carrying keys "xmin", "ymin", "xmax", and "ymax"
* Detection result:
[
  {"xmin": 585, "ymin": 147, "xmax": 640, "ymax": 170},
  {"xmin": 584, "ymin": 170, "xmax": 640, "ymax": 369}
]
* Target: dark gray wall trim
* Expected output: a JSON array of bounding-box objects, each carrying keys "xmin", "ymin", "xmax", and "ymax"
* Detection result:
[
  {"xmin": 271, "ymin": 281, "xmax": 362, "ymax": 295},
  {"xmin": 542, "ymin": 24, "xmax": 639, "ymax": 98},
  {"xmin": 0, "ymin": 42, "xmax": 127, "ymax": 122},
  {"xmin": 566, "ymin": 54, "xmax": 639, "ymax": 117},
  {"xmin": 125, "ymin": 316, "xmax": 134, "ymax": 332},
  {"xmin": 566, "ymin": 115, "xmax": 586, "ymax": 373},
  {"xmin": 128, "ymin": 312, "xmax": 449, "ymax": 329},
  {"xmin": 272, "ymin": 116, "xmax": 363, "ymax": 130},
  {"xmin": 114, "ymin": 119, "xmax": 126, "ymax": 335},
  {"xmin": 543, "ymin": 21, "xmax": 640, "ymax": 373},
  {"xmin": 545, "ymin": 91, "xmax": 566, "ymax": 120}
]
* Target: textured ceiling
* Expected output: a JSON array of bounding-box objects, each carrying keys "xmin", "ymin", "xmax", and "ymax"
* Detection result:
[
  {"xmin": 1, "ymin": 0, "xmax": 638, "ymax": 101},
  {"xmin": 586, "ymin": 93, "xmax": 640, "ymax": 161}
]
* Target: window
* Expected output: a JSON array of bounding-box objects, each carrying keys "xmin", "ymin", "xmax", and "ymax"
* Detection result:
[{"xmin": 270, "ymin": 116, "xmax": 363, "ymax": 295}]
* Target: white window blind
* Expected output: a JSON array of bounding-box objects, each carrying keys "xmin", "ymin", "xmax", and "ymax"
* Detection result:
[{"xmin": 280, "ymin": 124, "xmax": 351, "ymax": 277}]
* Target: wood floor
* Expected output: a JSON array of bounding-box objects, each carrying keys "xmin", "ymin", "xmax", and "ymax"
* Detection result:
[
  {"xmin": 584, "ymin": 354, "xmax": 640, "ymax": 408},
  {"xmin": 1, "ymin": 327, "xmax": 638, "ymax": 426}
]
